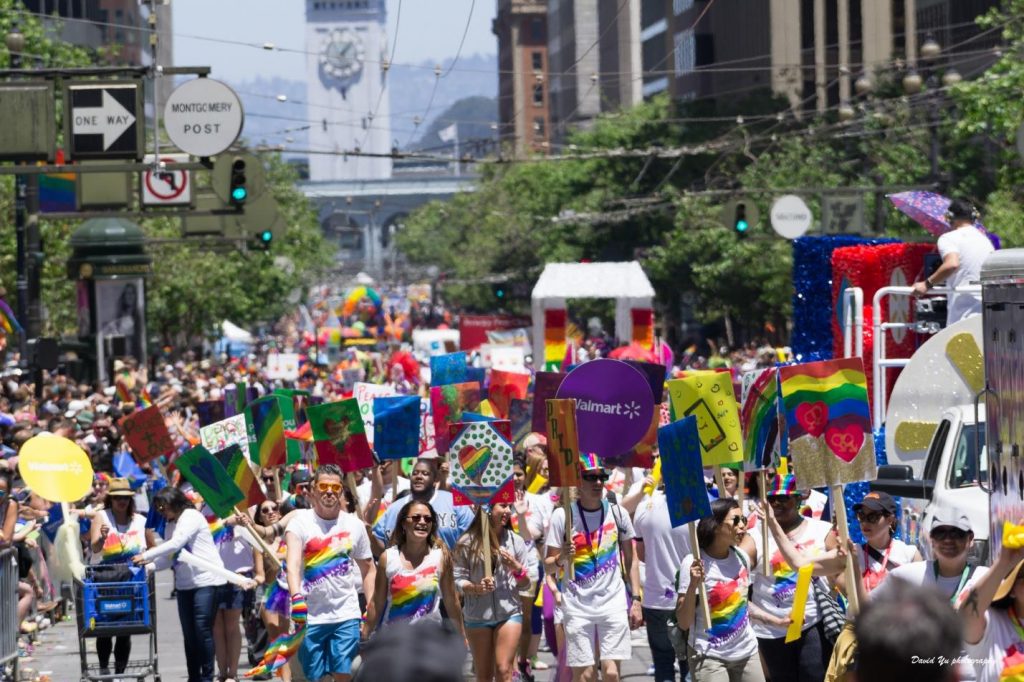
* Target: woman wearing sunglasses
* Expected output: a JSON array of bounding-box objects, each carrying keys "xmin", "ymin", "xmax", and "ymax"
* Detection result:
[
  {"xmin": 252, "ymin": 500, "xmax": 292, "ymax": 682},
  {"xmin": 370, "ymin": 500, "xmax": 463, "ymax": 634},
  {"xmin": 455, "ymin": 502, "xmax": 532, "ymax": 682},
  {"xmin": 676, "ymin": 498, "xmax": 765, "ymax": 681}
]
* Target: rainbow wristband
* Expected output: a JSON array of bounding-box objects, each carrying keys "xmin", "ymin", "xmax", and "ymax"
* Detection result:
[
  {"xmin": 513, "ymin": 566, "xmax": 528, "ymax": 582},
  {"xmin": 290, "ymin": 594, "xmax": 308, "ymax": 624}
]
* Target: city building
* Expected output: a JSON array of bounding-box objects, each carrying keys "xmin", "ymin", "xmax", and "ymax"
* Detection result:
[{"xmin": 493, "ymin": 0, "xmax": 551, "ymax": 154}]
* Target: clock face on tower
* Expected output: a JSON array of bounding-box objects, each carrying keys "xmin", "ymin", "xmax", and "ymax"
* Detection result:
[{"xmin": 320, "ymin": 28, "xmax": 365, "ymax": 84}]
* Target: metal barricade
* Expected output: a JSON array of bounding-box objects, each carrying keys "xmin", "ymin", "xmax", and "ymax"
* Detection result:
[{"xmin": 0, "ymin": 547, "xmax": 19, "ymax": 680}]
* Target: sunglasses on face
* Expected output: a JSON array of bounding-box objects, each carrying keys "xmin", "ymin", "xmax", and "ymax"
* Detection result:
[
  {"xmin": 405, "ymin": 514, "xmax": 433, "ymax": 524},
  {"xmin": 316, "ymin": 482, "xmax": 343, "ymax": 494},
  {"xmin": 260, "ymin": 506, "xmax": 279, "ymax": 514},
  {"xmin": 856, "ymin": 511, "xmax": 887, "ymax": 524},
  {"xmin": 581, "ymin": 473, "xmax": 609, "ymax": 483},
  {"xmin": 261, "ymin": 477, "xmax": 274, "ymax": 484},
  {"xmin": 728, "ymin": 515, "xmax": 747, "ymax": 527},
  {"xmin": 931, "ymin": 528, "xmax": 969, "ymax": 542}
]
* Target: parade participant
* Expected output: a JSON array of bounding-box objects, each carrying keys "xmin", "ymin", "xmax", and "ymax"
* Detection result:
[
  {"xmin": 959, "ymin": 540, "xmax": 1024, "ymax": 682},
  {"xmin": 455, "ymin": 502, "xmax": 531, "ymax": 682},
  {"xmin": 676, "ymin": 498, "xmax": 764, "ymax": 682},
  {"xmin": 545, "ymin": 458, "xmax": 642, "ymax": 682},
  {"xmin": 208, "ymin": 507, "xmax": 258, "ymax": 682},
  {"xmin": 852, "ymin": 579, "xmax": 962, "ymax": 682},
  {"xmin": 285, "ymin": 464, "xmax": 375, "ymax": 682},
  {"xmin": 251, "ymin": 500, "xmax": 291, "ymax": 682},
  {"xmin": 912, "ymin": 198, "xmax": 994, "ymax": 324},
  {"xmin": 633, "ymin": 463, "xmax": 692, "ymax": 682},
  {"xmin": 89, "ymin": 478, "xmax": 157, "ymax": 678},
  {"xmin": 280, "ymin": 469, "xmax": 312, "ymax": 514},
  {"xmin": 135, "ymin": 486, "xmax": 229, "ymax": 682},
  {"xmin": 370, "ymin": 500, "xmax": 463, "ymax": 633},
  {"xmin": 750, "ymin": 474, "xmax": 836, "ymax": 682},
  {"xmin": 511, "ymin": 454, "xmax": 544, "ymax": 681},
  {"xmin": 371, "ymin": 459, "xmax": 473, "ymax": 553},
  {"xmin": 717, "ymin": 467, "xmax": 739, "ymax": 498},
  {"xmin": 359, "ymin": 460, "xmax": 410, "ymax": 527},
  {"xmin": 0, "ymin": 469, "xmax": 18, "ymax": 546}
]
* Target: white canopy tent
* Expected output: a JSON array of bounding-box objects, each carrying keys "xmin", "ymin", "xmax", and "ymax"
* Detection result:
[{"xmin": 530, "ymin": 261, "xmax": 656, "ymax": 362}]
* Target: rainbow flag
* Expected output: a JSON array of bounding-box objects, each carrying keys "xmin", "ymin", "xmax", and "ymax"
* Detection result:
[
  {"xmin": 138, "ymin": 386, "xmax": 153, "ymax": 409},
  {"xmin": 631, "ymin": 308, "xmax": 654, "ymax": 349},
  {"xmin": 740, "ymin": 368, "xmax": 782, "ymax": 471},
  {"xmin": 778, "ymin": 358, "xmax": 875, "ymax": 488},
  {"xmin": 217, "ymin": 444, "xmax": 266, "ymax": 509},
  {"xmin": 0, "ymin": 299, "xmax": 22, "ymax": 335},
  {"xmin": 543, "ymin": 309, "xmax": 567, "ymax": 372},
  {"xmin": 115, "ymin": 378, "xmax": 134, "ymax": 405},
  {"xmin": 245, "ymin": 396, "xmax": 287, "ymax": 468}
]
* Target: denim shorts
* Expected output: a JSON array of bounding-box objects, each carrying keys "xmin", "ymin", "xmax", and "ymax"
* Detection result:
[{"xmin": 216, "ymin": 581, "xmax": 245, "ymax": 611}]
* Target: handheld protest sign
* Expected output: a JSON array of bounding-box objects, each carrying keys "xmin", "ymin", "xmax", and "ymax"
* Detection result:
[
  {"xmin": 200, "ymin": 414, "xmax": 251, "ymax": 463},
  {"xmin": 555, "ymin": 359, "xmax": 655, "ymax": 458},
  {"xmin": 176, "ymin": 445, "xmax": 246, "ymax": 519},
  {"xmin": 657, "ymin": 416, "xmax": 712, "ymax": 527},
  {"xmin": 197, "ymin": 400, "xmax": 226, "ymax": 427},
  {"xmin": 545, "ymin": 399, "xmax": 581, "ymax": 488},
  {"xmin": 531, "ymin": 372, "xmax": 566, "ymax": 434},
  {"xmin": 666, "ymin": 372, "xmax": 743, "ymax": 467},
  {"xmin": 740, "ymin": 368, "xmax": 783, "ymax": 472},
  {"xmin": 786, "ymin": 564, "xmax": 815, "ymax": 642},
  {"xmin": 430, "ymin": 382, "xmax": 481, "ymax": 456},
  {"xmin": 778, "ymin": 358, "xmax": 875, "ymax": 488},
  {"xmin": 354, "ymin": 382, "xmax": 396, "ymax": 448},
  {"xmin": 307, "ymin": 399, "xmax": 375, "ymax": 473},
  {"xmin": 245, "ymin": 396, "xmax": 287, "ymax": 468},
  {"xmin": 489, "ymin": 369, "xmax": 530, "ymax": 419},
  {"xmin": 213, "ymin": 444, "xmax": 266, "ymax": 509},
  {"xmin": 448, "ymin": 420, "xmax": 515, "ymax": 508},
  {"xmin": 18, "ymin": 436, "xmax": 93, "ymax": 503},
  {"xmin": 430, "ymin": 352, "xmax": 468, "ymax": 386},
  {"xmin": 121, "ymin": 406, "xmax": 175, "ymax": 464},
  {"xmin": 509, "ymin": 399, "xmax": 533, "ymax": 446},
  {"xmin": 373, "ymin": 395, "xmax": 420, "ymax": 461}
]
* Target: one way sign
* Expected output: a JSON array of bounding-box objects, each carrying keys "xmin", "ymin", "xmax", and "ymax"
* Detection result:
[{"xmin": 65, "ymin": 81, "xmax": 143, "ymax": 160}]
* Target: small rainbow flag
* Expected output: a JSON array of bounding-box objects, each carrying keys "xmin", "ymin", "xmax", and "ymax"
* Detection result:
[
  {"xmin": 246, "ymin": 396, "xmax": 287, "ymax": 468},
  {"xmin": 217, "ymin": 445, "xmax": 266, "ymax": 509},
  {"xmin": 631, "ymin": 308, "xmax": 654, "ymax": 349},
  {"xmin": 115, "ymin": 378, "xmax": 134, "ymax": 405},
  {"xmin": 544, "ymin": 309, "xmax": 567, "ymax": 372},
  {"xmin": 0, "ymin": 299, "xmax": 23, "ymax": 335},
  {"xmin": 138, "ymin": 386, "xmax": 153, "ymax": 409},
  {"xmin": 740, "ymin": 368, "xmax": 782, "ymax": 471}
]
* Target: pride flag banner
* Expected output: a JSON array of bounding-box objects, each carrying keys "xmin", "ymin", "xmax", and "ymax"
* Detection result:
[
  {"xmin": 245, "ymin": 396, "xmax": 288, "ymax": 468},
  {"xmin": 543, "ymin": 309, "xmax": 567, "ymax": 371},
  {"xmin": 631, "ymin": 308, "xmax": 654, "ymax": 349},
  {"xmin": 215, "ymin": 444, "xmax": 266, "ymax": 509},
  {"xmin": 666, "ymin": 372, "xmax": 743, "ymax": 467},
  {"xmin": 0, "ymin": 298, "xmax": 23, "ymax": 335},
  {"xmin": 448, "ymin": 420, "xmax": 515, "ymax": 507},
  {"xmin": 373, "ymin": 396, "xmax": 421, "ymax": 461},
  {"xmin": 740, "ymin": 368, "xmax": 783, "ymax": 471},
  {"xmin": 778, "ymin": 358, "xmax": 875, "ymax": 488},
  {"xmin": 657, "ymin": 415, "xmax": 711, "ymax": 527},
  {"xmin": 307, "ymin": 399, "xmax": 375, "ymax": 473},
  {"xmin": 430, "ymin": 382, "xmax": 481, "ymax": 456}
]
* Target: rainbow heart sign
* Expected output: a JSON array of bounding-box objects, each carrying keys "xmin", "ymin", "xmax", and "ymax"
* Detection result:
[
  {"xmin": 448, "ymin": 420, "xmax": 515, "ymax": 507},
  {"xmin": 778, "ymin": 357, "xmax": 875, "ymax": 488}
]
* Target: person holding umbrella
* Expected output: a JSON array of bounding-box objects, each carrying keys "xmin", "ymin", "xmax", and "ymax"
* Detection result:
[{"xmin": 912, "ymin": 198, "xmax": 994, "ymax": 324}]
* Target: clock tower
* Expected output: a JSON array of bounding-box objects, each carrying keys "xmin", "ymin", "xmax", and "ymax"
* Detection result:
[{"xmin": 305, "ymin": 0, "xmax": 391, "ymax": 181}]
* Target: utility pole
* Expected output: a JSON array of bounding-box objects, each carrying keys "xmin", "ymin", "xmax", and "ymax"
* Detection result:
[{"xmin": 6, "ymin": 24, "xmax": 29, "ymax": 358}]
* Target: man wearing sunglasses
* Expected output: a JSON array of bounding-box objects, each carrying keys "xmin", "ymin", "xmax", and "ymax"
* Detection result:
[
  {"xmin": 544, "ymin": 459, "xmax": 641, "ymax": 682},
  {"xmin": 285, "ymin": 464, "xmax": 376, "ymax": 682}
]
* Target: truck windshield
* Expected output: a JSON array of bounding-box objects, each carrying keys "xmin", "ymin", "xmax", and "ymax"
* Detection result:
[{"xmin": 948, "ymin": 423, "xmax": 987, "ymax": 489}]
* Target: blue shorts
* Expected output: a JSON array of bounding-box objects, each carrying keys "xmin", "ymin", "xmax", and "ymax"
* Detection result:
[
  {"xmin": 300, "ymin": 618, "xmax": 361, "ymax": 680},
  {"xmin": 216, "ymin": 582, "xmax": 245, "ymax": 611}
]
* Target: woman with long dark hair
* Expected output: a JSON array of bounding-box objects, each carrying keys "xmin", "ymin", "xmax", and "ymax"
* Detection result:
[
  {"xmin": 89, "ymin": 478, "xmax": 157, "ymax": 678},
  {"xmin": 251, "ymin": 499, "xmax": 291, "ymax": 682},
  {"xmin": 455, "ymin": 503, "xmax": 531, "ymax": 682},
  {"xmin": 370, "ymin": 500, "xmax": 463, "ymax": 633},
  {"xmin": 676, "ymin": 498, "xmax": 765, "ymax": 681}
]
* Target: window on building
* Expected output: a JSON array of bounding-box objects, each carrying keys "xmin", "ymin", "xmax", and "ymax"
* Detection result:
[
  {"xmin": 533, "ymin": 84, "xmax": 544, "ymax": 106},
  {"xmin": 674, "ymin": 29, "xmax": 695, "ymax": 76},
  {"xmin": 642, "ymin": 0, "xmax": 666, "ymax": 27},
  {"xmin": 530, "ymin": 18, "xmax": 544, "ymax": 42},
  {"xmin": 532, "ymin": 51, "xmax": 543, "ymax": 71},
  {"xmin": 533, "ymin": 117, "xmax": 546, "ymax": 136}
]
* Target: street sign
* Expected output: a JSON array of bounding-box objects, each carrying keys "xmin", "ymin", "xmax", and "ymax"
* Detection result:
[
  {"xmin": 141, "ymin": 154, "xmax": 193, "ymax": 206},
  {"xmin": 65, "ymin": 81, "xmax": 143, "ymax": 159},
  {"xmin": 164, "ymin": 78, "xmax": 244, "ymax": 158},
  {"xmin": 769, "ymin": 194, "xmax": 812, "ymax": 239},
  {"xmin": 0, "ymin": 82, "xmax": 56, "ymax": 161},
  {"xmin": 822, "ymin": 194, "xmax": 865, "ymax": 234}
]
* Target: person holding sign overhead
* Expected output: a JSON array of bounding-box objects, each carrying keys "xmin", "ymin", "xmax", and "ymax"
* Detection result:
[
  {"xmin": 675, "ymin": 498, "xmax": 765, "ymax": 681},
  {"xmin": 544, "ymin": 455, "xmax": 641, "ymax": 682}
]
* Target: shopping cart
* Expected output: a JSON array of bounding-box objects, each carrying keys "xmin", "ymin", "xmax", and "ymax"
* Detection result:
[{"xmin": 74, "ymin": 565, "xmax": 159, "ymax": 682}]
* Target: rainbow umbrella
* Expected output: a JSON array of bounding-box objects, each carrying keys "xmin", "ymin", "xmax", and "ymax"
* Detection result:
[{"xmin": 341, "ymin": 286, "xmax": 382, "ymax": 317}]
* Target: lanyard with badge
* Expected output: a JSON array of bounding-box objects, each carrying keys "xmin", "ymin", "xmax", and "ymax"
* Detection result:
[
  {"xmin": 576, "ymin": 501, "xmax": 605, "ymax": 572},
  {"xmin": 933, "ymin": 561, "xmax": 971, "ymax": 605}
]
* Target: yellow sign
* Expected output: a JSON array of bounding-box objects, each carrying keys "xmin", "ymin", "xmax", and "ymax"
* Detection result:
[
  {"xmin": 18, "ymin": 436, "xmax": 94, "ymax": 502},
  {"xmin": 667, "ymin": 373, "xmax": 743, "ymax": 466},
  {"xmin": 785, "ymin": 564, "xmax": 814, "ymax": 643}
]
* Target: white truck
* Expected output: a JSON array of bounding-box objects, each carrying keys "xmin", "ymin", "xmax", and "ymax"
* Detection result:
[{"xmin": 869, "ymin": 249, "xmax": 1024, "ymax": 563}]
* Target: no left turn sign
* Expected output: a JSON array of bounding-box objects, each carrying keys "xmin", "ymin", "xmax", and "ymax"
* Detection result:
[{"xmin": 141, "ymin": 154, "xmax": 192, "ymax": 206}]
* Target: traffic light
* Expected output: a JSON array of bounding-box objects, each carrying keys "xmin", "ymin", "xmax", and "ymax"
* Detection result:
[
  {"xmin": 229, "ymin": 157, "xmax": 247, "ymax": 206},
  {"xmin": 257, "ymin": 228, "xmax": 273, "ymax": 250},
  {"xmin": 721, "ymin": 199, "xmax": 759, "ymax": 236},
  {"xmin": 492, "ymin": 283, "xmax": 507, "ymax": 300},
  {"xmin": 734, "ymin": 202, "xmax": 750, "ymax": 235}
]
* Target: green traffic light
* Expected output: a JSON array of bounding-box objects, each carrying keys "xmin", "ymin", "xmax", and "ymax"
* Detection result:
[
  {"xmin": 735, "ymin": 219, "xmax": 749, "ymax": 232},
  {"xmin": 259, "ymin": 230, "xmax": 272, "ymax": 242},
  {"xmin": 231, "ymin": 186, "xmax": 248, "ymax": 202}
]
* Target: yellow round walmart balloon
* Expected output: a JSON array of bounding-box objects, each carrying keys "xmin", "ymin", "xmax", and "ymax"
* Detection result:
[{"xmin": 17, "ymin": 436, "xmax": 94, "ymax": 502}]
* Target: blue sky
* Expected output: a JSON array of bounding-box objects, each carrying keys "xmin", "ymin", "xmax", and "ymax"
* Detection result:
[{"xmin": 173, "ymin": 0, "xmax": 497, "ymax": 83}]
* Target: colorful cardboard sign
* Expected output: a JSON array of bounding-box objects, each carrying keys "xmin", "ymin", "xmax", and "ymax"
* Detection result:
[
  {"xmin": 177, "ymin": 445, "xmax": 246, "ymax": 519},
  {"xmin": 430, "ymin": 352, "xmax": 468, "ymax": 386},
  {"xmin": 740, "ymin": 368, "xmax": 783, "ymax": 471},
  {"xmin": 532, "ymin": 372, "xmax": 566, "ymax": 434},
  {"xmin": 778, "ymin": 358, "xmax": 876, "ymax": 488},
  {"xmin": 200, "ymin": 414, "xmax": 251, "ymax": 462},
  {"xmin": 430, "ymin": 382, "xmax": 482, "ymax": 456},
  {"xmin": 307, "ymin": 399, "xmax": 375, "ymax": 473},
  {"xmin": 555, "ymin": 359, "xmax": 655, "ymax": 458},
  {"xmin": 544, "ymin": 399, "xmax": 580, "ymax": 488},
  {"xmin": 353, "ymin": 382, "xmax": 397, "ymax": 448},
  {"xmin": 488, "ymin": 369, "xmax": 530, "ymax": 419},
  {"xmin": 373, "ymin": 396, "xmax": 421, "ymax": 461},
  {"xmin": 122, "ymin": 406, "xmax": 175, "ymax": 464},
  {"xmin": 214, "ymin": 444, "xmax": 266, "ymax": 509},
  {"xmin": 666, "ymin": 372, "xmax": 743, "ymax": 466},
  {"xmin": 509, "ymin": 399, "xmax": 533, "ymax": 446},
  {"xmin": 448, "ymin": 420, "xmax": 515, "ymax": 507},
  {"xmin": 419, "ymin": 398, "xmax": 436, "ymax": 456},
  {"xmin": 657, "ymin": 416, "xmax": 712, "ymax": 527},
  {"xmin": 245, "ymin": 396, "xmax": 287, "ymax": 468},
  {"xmin": 18, "ymin": 436, "xmax": 94, "ymax": 503}
]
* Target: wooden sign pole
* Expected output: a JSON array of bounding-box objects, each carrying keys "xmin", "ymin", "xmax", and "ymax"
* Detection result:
[
  {"xmin": 831, "ymin": 483, "xmax": 860, "ymax": 615},
  {"xmin": 759, "ymin": 470, "xmax": 770, "ymax": 575},
  {"xmin": 481, "ymin": 509, "xmax": 493, "ymax": 579},
  {"xmin": 688, "ymin": 521, "xmax": 712, "ymax": 629},
  {"xmin": 562, "ymin": 490, "xmax": 574, "ymax": 581}
]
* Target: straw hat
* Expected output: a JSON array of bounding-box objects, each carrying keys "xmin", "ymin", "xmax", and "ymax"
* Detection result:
[{"xmin": 107, "ymin": 478, "xmax": 134, "ymax": 497}]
